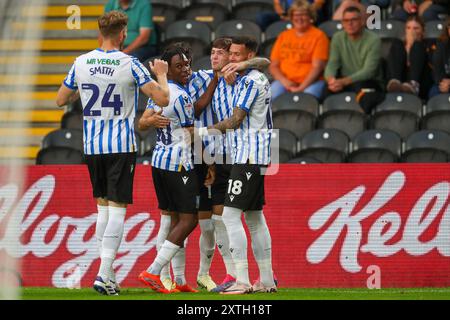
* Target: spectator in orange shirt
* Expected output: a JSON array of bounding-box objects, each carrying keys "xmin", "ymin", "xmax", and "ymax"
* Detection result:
[{"xmin": 269, "ymin": 0, "xmax": 329, "ymax": 100}]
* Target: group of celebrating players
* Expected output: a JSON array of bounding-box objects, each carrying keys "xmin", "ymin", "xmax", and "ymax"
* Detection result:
[{"xmin": 56, "ymin": 10, "xmax": 277, "ymax": 296}]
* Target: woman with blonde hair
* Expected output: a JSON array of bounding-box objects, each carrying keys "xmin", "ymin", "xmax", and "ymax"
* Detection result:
[{"xmin": 269, "ymin": 0, "xmax": 330, "ymax": 99}]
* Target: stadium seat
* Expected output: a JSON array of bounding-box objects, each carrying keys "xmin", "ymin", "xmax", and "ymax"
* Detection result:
[
  {"xmin": 181, "ymin": 0, "xmax": 230, "ymax": 29},
  {"xmin": 287, "ymin": 156, "xmax": 322, "ymax": 164},
  {"xmin": 42, "ymin": 128, "xmax": 83, "ymax": 153},
  {"xmin": 421, "ymin": 94, "xmax": 450, "ymax": 134},
  {"xmin": 425, "ymin": 20, "xmax": 445, "ymax": 41},
  {"xmin": 163, "ymin": 20, "xmax": 212, "ymax": 58},
  {"xmin": 380, "ymin": 38, "xmax": 395, "ymax": 60},
  {"xmin": 272, "ymin": 92, "xmax": 318, "ymax": 140},
  {"xmin": 61, "ymin": 110, "xmax": 82, "ymax": 130},
  {"xmin": 402, "ymin": 130, "xmax": 450, "ymax": 163},
  {"xmin": 347, "ymin": 129, "xmax": 402, "ymax": 163},
  {"xmin": 261, "ymin": 20, "xmax": 292, "ymax": 57},
  {"xmin": 192, "ymin": 55, "xmax": 212, "ymax": 71},
  {"xmin": 318, "ymin": 20, "xmax": 343, "ymax": 38},
  {"xmin": 297, "ymin": 128, "xmax": 349, "ymax": 163},
  {"xmin": 141, "ymin": 129, "xmax": 158, "ymax": 157},
  {"xmin": 371, "ymin": 20, "xmax": 405, "ymax": 40},
  {"xmin": 318, "ymin": 92, "xmax": 366, "ymax": 139},
  {"xmin": 271, "ymin": 128, "xmax": 298, "ymax": 163},
  {"xmin": 231, "ymin": 0, "xmax": 274, "ymax": 24},
  {"xmin": 215, "ymin": 20, "xmax": 262, "ymax": 44},
  {"xmin": 151, "ymin": 0, "xmax": 183, "ymax": 31},
  {"xmin": 371, "ymin": 93, "xmax": 423, "ymax": 140},
  {"xmin": 36, "ymin": 147, "xmax": 84, "ymax": 165}
]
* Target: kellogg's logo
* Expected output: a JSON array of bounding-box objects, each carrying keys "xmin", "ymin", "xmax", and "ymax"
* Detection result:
[
  {"xmin": 0, "ymin": 175, "xmax": 158, "ymax": 287},
  {"xmin": 307, "ymin": 171, "xmax": 450, "ymax": 273}
]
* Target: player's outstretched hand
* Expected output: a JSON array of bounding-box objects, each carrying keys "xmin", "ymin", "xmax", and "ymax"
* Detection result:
[
  {"xmin": 149, "ymin": 109, "xmax": 170, "ymax": 128},
  {"xmin": 221, "ymin": 62, "xmax": 242, "ymax": 74},
  {"xmin": 149, "ymin": 59, "xmax": 168, "ymax": 77},
  {"xmin": 223, "ymin": 70, "xmax": 237, "ymax": 85}
]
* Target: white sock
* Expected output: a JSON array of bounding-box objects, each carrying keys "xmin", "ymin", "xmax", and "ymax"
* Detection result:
[
  {"xmin": 98, "ymin": 206, "xmax": 126, "ymax": 282},
  {"xmin": 245, "ymin": 211, "xmax": 274, "ymax": 287},
  {"xmin": 212, "ymin": 214, "xmax": 236, "ymax": 278},
  {"xmin": 172, "ymin": 247, "xmax": 186, "ymax": 285},
  {"xmin": 198, "ymin": 219, "xmax": 215, "ymax": 277},
  {"xmin": 148, "ymin": 240, "xmax": 180, "ymax": 275},
  {"xmin": 95, "ymin": 205, "xmax": 109, "ymax": 256},
  {"xmin": 96, "ymin": 206, "xmax": 116, "ymax": 282},
  {"xmin": 171, "ymin": 237, "xmax": 188, "ymax": 284},
  {"xmin": 222, "ymin": 207, "xmax": 249, "ymax": 286},
  {"xmin": 157, "ymin": 215, "xmax": 171, "ymax": 280}
]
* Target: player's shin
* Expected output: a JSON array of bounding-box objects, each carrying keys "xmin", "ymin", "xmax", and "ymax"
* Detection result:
[
  {"xmin": 98, "ymin": 206, "xmax": 126, "ymax": 281},
  {"xmin": 148, "ymin": 240, "xmax": 180, "ymax": 275},
  {"xmin": 95, "ymin": 205, "xmax": 109, "ymax": 256},
  {"xmin": 198, "ymin": 218, "xmax": 215, "ymax": 276},
  {"xmin": 212, "ymin": 214, "xmax": 236, "ymax": 278},
  {"xmin": 244, "ymin": 211, "xmax": 275, "ymax": 287},
  {"xmin": 157, "ymin": 214, "xmax": 172, "ymax": 280},
  {"xmin": 222, "ymin": 207, "xmax": 250, "ymax": 286},
  {"xmin": 172, "ymin": 246, "xmax": 186, "ymax": 285}
]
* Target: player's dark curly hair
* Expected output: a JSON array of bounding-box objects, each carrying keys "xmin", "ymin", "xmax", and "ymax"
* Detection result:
[{"xmin": 160, "ymin": 42, "xmax": 193, "ymax": 66}]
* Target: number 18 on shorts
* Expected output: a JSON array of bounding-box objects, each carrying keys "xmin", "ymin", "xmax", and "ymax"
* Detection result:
[{"xmin": 224, "ymin": 164, "xmax": 266, "ymax": 211}]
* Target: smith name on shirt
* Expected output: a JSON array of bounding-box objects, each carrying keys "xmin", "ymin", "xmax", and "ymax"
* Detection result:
[{"xmin": 86, "ymin": 58, "xmax": 120, "ymax": 76}]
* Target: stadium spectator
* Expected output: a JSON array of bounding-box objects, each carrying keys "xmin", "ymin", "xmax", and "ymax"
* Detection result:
[
  {"xmin": 430, "ymin": 16, "xmax": 450, "ymax": 97},
  {"xmin": 332, "ymin": 0, "xmax": 367, "ymax": 21},
  {"xmin": 391, "ymin": 0, "xmax": 449, "ymax": 22},
  {"xmin": 256, "ymin": 0, "xmax": 328, "ymax": 30},
  {"xmin": 333, "ymin": 0, "xmax": 392, "ymax": 21},
  {"xmin": 269, "ymin": 0, "xmax": 329, "ymax": 100},
  {"xmin": 56, "ymin": 10, "xmax": 169, "ymax": 296},
  {"xmin": 386, "ymin": 15, "xmax": 433, "ymax": 98},
  {"xmin": 323, "ymin": 6, "xmax": 384, "ymax": 113},
  {"xmin": 104, "ymin": 0, "xmax": 158, "ymax": 62}
]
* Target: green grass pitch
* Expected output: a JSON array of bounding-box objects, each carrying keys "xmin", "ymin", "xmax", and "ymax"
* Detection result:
[{"xmin": 21, "ymin": 287, "xmax": 450, "ymax": 300}]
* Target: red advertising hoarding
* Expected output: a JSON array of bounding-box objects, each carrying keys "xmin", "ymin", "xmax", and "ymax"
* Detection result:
[{"xmin": 0, "ymin": 164, "xmax": 449, "ymax": 288}]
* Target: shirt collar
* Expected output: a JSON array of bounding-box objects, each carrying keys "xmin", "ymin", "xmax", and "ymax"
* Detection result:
[
  {"xmin": 169, "ymin": 80, "xmax": 189, "ymax": 93},
  {"xmin": 96, "ymin": 48, "xmax": 118, "ymax": 53},
  {"xmin": 115, "ymin": 0, "xmax": 136, "ymax": 10}
]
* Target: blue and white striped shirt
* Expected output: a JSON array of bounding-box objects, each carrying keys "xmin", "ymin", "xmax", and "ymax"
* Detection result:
[
  {"xmin": 187, "ymin": 70, "xmax": 216, "ymax": 157},
  {"xmin": 232, "ymin": 70, "xmax": 273, "ymax": 165},
  {"xmin": 150, "ymin": 81, "xmax": 195, "ymax": 172},
  {"xmin": 64, "ymin": 49, "xmax": 152, "ymax": 155},
  {"xmin": 211, "ymin": 77, "xmax": 238, "ymax": 156}
]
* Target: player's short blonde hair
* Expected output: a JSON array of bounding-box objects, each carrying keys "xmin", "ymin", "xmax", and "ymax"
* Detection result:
[
  {"xmin": 288, "ymin": 0, "xmax": 317, "ymax": 22},
  {"xmin": 98, "ymin": 11, "xmax": 128, "ymax": 38}
]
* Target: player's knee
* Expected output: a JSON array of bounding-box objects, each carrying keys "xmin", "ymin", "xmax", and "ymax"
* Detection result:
[
  {"xmin": 244, "ymin": 211, "xmax": 262, "ymax": 226},
  {"xmin": 222, "ymin": 207, "xmax": 240, "ymax": 225},
  {"xmin": 199, "ymin": 219, "xmax": 214, "ymax": 234},
  {"xmin": 180, "ymin": 215, "xmax": 198, "ymax": 233}
]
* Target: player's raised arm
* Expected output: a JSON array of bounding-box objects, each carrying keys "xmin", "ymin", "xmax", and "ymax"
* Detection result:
[
  {"xmin": 193, "ymin": 71, "xmax": 219, "ymax": 117},
  {"xmin": 56, "ymin": 63, "xmax": 80, "ymax": 107},
  {"xmin": 140, "ymin": 59, "xmax": 170, "ymax": 107},
  {"xmin": 221, "ymin": 57, "xmax": 271, "ymax": 75},
  {"xmin": 210, "ymin": 106, "xmax": 247, "ymax": 133},
  {"xmin": 56, "ymin": 86, "xmax": 80, "ymax": 107}
]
